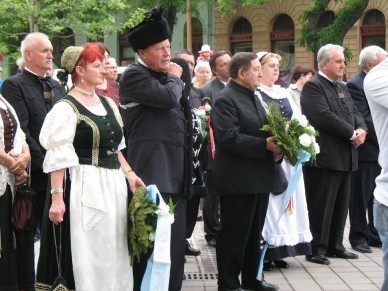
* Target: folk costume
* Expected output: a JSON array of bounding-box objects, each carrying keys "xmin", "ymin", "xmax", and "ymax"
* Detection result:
[
  {"xmin": 120, "ymin": 6, "xmax": 193, "ymax": 291},
  {"xmin": 301, "ymin": 72, "xmax": 367, "ymax": 258},
  {"xmin": 258, "ymin": 84, "xmax": 312, "ymax": 262},
  {"xmin": 1, "ymin": 61, "xmax": 63, "ymax": 291},
  {"xmin": 0, "ymin": 95, "xmax": 28, "ymax": 291},
  {"xmin": 212, "ymin": 79, "xmax": 285, "ymax": 289},
  {"xmin": 36, "ymin": 95, "xmax": 132, "ymax": 291}
]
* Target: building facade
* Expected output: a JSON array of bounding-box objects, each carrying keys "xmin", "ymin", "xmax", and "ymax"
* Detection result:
[{"xmin": 209, "ymin": 0, "xmax": 387, "ymax": 83}]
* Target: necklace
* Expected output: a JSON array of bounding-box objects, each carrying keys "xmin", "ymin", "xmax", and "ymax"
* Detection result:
[{"xmin": 74, "ymin": 86, "xmax": 94, "ymax": 96}]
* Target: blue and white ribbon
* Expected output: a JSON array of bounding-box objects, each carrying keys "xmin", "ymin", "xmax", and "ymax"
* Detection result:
[
  {"xmin": 141, "ymin": 185, "xmax": 174, "ymax": 291},
  {"xmin": 257, "ymin": 150, "xmax": 311, "ymax": 281}
]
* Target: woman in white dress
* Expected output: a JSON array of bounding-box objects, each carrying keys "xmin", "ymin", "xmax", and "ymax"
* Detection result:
[
  {"xmin": 36, "ymin": 44, "xmax": 145, "ymax": 291},
  {"xmin": 257, "ymin": 52, "xmax": 312, "ymax": 270}
]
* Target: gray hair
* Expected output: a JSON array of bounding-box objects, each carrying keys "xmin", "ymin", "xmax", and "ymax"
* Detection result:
[
  {"xmin": 194, "ymin": 61, "xmax": 211, "ymax": 75},
  {"xmin": 317, "ymin": 44, "xmax": 344, "ymax": 69},
  {"xmin": 20, "ymin": 32, "xmax": 50, "ymax": 58},
  {"xmin": 359, "ymin": 45, "xmax": 387, "ymax": 70}
]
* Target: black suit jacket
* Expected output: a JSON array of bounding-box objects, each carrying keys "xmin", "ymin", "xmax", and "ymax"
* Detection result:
[
  {"xmin": 1, "ymin": 70, "xmax": 63, "ymax": 190},
  {"xmin": 199, "ymin": 77, "xmax": 225, "ymax": 104},
  {"xmin": 120, "ymin": 64, "xmax": 193, "ymax": 197},
  {"xmin": 346, "ymin": 71, "xmax": 379, "ymax": 161},
  {"xmin": 301, "ymin": 74, "xmax": 367, "ymax": 171},
  {"xmin": 211, "ymin": 80, "xmax": 284, "ymax": 195}
]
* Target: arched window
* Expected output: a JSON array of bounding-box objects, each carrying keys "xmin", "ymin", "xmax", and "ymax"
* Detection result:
[
  {"xmin": 230, "ymin": 17, "xmax": 252, "ymax": 54},
  {"xmin": 184, "ymin": 18, "xmax": 203, "ymax": 59},
  {"xmin": 361, "ymin": 9, "xmax": 386, "ymax": 49},
  {"xmin": 52, "ymin": 28, "xmax": 75, "ymax": 68},
  {"xmin": 270, "ymin": 14, "xmax": 294, "ymax": 87}
]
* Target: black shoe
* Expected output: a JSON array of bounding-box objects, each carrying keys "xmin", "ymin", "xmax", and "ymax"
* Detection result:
[
  {"xmin": 369, "ymin": 241, "xmax": 383, "ymax": 248},
  {"xmin": 186, "ymin": 245, "xmax": 201, "ymax": 256},
  {"xmin": 207, "ymin": 238, "xmax": 217, "ymax": 247},
  {"xmin": 326, "ymin": 250, "xmax": 358, "ymax": 259},
  {"xmin": 241, "ymin": 280, "xmax": 279, "ymax": 291},
  {"xmin": 305, "ymin": 254, "xmax": 331, "ymax": 265},
  {"xmin": 352, "ymin": 243, "xmax": 372, "ymax": 253},
  {"xmin": 274, "ymin": 259, "xmax": 289, "ymax": 268},
  {"xmin": 263, "ymin": 261, "xmax": 273, "ymax": 271}
]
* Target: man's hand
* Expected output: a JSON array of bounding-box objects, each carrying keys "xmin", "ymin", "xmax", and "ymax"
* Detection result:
[
  {"xmin": 266, "ymin": 136, "xmax": 283, "ymax": 162},
  {"xmin": 168, "ymin": 62, "xmax": 183, "ymax": 78},
  {"xmin": 352, "ymin": 128, "xmax": 367, "ymax": 148}
]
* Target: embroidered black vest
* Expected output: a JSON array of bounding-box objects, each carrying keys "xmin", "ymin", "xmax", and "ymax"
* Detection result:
[{"xmin": 61, "ymin": 95, "xmax": 122, "ymax": 169}]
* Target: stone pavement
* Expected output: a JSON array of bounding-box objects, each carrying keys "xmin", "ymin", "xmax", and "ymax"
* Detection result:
[
  {"xmin": 34, "ymin": 217, "xmax": 384, "ymax": 290},
  {"xmin": 182, "ymin": 219, "xmax": 384, "ymax": 291}
]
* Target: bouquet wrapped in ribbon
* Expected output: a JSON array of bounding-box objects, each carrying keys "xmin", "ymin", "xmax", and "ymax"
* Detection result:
[
  {"xmin": 261, "ymin": 103, "xmax": 320, "ymax": 166},
  {"xmin": 128, "ymin": 186, "xmax": 175, "ymax": 265}
]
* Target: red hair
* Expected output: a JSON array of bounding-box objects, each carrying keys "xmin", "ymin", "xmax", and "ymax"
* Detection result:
[
  {"xmin": 72, "ymin": 43, "xmax": 103, "ymax": 83},
  {"xmin": 78, "ymin": 43, "xmax": 103, "ymax": 67},
  {"xmin": 0, "ymin": 52, "xmax": 3, "ymax": 62}
]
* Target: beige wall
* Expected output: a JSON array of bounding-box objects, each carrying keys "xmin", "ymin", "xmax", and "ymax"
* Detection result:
[{"xmin": 213, "ymin": 0, "xmax": 388, "ymax": 81}]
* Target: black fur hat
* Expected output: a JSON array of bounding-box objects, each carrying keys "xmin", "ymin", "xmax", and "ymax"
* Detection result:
[{"xmin": 127, "ymin": 5, "xmax": 172, "ymax": 52}]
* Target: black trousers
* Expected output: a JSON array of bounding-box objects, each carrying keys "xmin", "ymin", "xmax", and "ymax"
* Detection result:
[
  {"xmin": 203, "ymin": 170, "xmax": 221, "ymax": 241},
  {"xmin": 186, "ymin": 196, "xmax": 200, "ymax": 239},
  {"xmin": 133, "ymin": 193, "xmax": 187, "ymax": 291},
  {"xmin": 216, "ymin": 193, "xmax": 269, "ymax": 288},
  {"xmin": 304, "ymin": 166, "xmax": 351, "ymax": 255},
  {"xmin": 349, "ymin": 161, "xmax": 382, "ymax": 246}
]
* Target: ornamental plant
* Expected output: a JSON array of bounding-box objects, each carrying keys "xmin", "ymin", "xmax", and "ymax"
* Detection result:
[
  {"xmin": 128, "ymin": 186, "xmax": 176, "ymax": 265},
  {"xmin": 261, "ymin": 103, "xmax": 320, "ymax": 166}
]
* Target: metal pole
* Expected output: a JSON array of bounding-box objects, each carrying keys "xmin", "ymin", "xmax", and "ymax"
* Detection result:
[{"xmin": 186, "ymin": 0, "xmax": 192, "ymax": 51}]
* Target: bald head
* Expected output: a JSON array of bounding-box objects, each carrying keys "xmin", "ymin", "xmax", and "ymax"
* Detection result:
[{"xmin": 21, "ymin": 32, "xmax": 54, "ymax": 76}]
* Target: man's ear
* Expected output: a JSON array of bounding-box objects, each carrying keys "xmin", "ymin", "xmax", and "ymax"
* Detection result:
[{"xmin": 238, "ymin": 68, "xmax": 245, "ymax": 80}]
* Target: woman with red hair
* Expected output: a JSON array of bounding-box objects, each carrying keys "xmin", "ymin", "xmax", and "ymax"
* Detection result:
[{"xmin": 36, "ymin": 43, "xmax": 145, "ymax": 290}]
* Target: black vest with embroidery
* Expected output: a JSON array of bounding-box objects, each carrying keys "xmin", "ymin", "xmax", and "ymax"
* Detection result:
[{"xmin": 61, "ymin": 95, "xmax": 122, "ymax": 169}]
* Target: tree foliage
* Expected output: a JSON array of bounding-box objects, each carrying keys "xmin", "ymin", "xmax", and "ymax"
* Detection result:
[
  {"xmin": 0, "ymin": 0, "xmax": 145, "ymax": 64},
  {"xmin": 298, "ymin": 0, "xmax": 369, "ymax": 58}
]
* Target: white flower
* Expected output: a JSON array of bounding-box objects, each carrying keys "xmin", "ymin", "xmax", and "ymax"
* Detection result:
[
  {"xmin": 314, "ymin": 142, "xmax": 320, "ymax": 154},
  {"xmin": 307, "ymin": 125, "xmax": 315, "ymax": 132},
  {"xmin": 149, "ymin": 232, "xmax": 155, "ymax": 242},
  {"xmin": 299, "ymin": 133, "xmax": 312, "ymax": 147},
  {"xmin": 156, "ymin": 203, "xmax": 170, "ymax": 216},
  {"xmin": 195, "ymin": 109, "xmax": 206, "ymax": 118},
  {"xmin": 295, "ymin": 115, "xmax": 309, "ymax": 127}
]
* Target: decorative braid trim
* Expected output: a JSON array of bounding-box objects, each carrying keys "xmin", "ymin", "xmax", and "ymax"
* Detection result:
[
  {"xmin": 61, "ymin": 99, "xmax": 100, "ymax": 166},
  {"xmin": 36, "ymin": 282, "xmax": 75, "ymax": 291}
]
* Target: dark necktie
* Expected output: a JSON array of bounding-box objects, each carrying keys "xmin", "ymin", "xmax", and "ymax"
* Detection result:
[{"xmin": 39, "ymin": 77, "xmax": 54, "ymax": 103}]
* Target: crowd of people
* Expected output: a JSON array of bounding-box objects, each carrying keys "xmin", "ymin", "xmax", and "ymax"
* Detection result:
[{"xmin": 0, "ymin": 5, "xmax": 387, "ymax": 291}]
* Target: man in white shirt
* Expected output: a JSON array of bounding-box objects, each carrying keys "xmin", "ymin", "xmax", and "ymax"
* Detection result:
[{"xmin": 364, "ymin": 57, "xmax": 388, "ymax": 291}]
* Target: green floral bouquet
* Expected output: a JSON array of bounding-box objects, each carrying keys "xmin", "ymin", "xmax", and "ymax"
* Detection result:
[
  {"xmin": 128, "ymin": 186, "xmax": 176, "ymax": 265},
  {"xmin": 261, "ymin": 103, "xmax": 320, "ymax": 166}
]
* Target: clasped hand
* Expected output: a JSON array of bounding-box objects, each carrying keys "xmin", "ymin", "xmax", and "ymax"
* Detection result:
[
  {"xmin": 8, "ymin": 152, "xmax": 30, "ymax": 175},
  {"xmin": 351, "ymin": 128, "xmax": 367, "ymax": 148}
]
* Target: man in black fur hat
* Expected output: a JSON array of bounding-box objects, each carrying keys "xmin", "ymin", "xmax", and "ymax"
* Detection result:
[{"xmin": 120, "ymin": 5, "xmax": 193, "ymax": 291}]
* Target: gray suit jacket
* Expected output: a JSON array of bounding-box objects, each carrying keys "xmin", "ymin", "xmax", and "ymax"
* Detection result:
[{"xmin": 199, "ymin": 77, "xmax": 225, "ymax": 104}]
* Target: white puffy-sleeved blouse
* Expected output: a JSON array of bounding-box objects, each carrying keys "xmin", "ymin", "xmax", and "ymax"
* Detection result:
[{"xmin": 0, "ymin": 95, "xmax": 28, "ymax": 196}]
